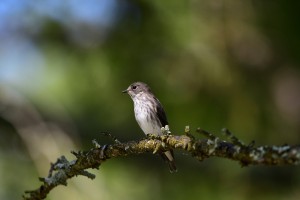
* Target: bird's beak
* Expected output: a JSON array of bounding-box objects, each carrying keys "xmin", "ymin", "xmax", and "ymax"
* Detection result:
[{"xmin": 122, "ymin": 89, "xmax": 128, "ymax": 93}]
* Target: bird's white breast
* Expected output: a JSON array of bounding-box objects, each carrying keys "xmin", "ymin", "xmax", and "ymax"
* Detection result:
[{"xmin": 133, "ymin": 96, "xmax": 162, "ymax": 136}]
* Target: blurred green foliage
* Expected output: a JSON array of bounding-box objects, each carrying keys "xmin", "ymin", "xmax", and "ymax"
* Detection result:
[{"xmin": 1, "ymin": 0, "xmax": 300, "ymax": 199}]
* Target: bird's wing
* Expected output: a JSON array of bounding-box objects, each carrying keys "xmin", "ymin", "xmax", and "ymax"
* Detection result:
[{"xmin": 155, "ymin": 98, "xmax": 169, "ymax": 127}]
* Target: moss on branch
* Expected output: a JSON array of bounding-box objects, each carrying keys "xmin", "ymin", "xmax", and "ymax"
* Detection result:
[{"xmin": 23, "ymin": 127, "xmax": 300, "ymax": 200}]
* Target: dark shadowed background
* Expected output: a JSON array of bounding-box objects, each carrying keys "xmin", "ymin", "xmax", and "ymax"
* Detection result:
[{"xmin": 1, "ymin": 0, "xmax": 300, "ymax": 199}]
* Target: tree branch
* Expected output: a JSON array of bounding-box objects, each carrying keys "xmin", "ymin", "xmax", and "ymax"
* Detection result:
[{"xmin": 23, "ymin": 127, "xmax": 300, "ymax": 200}]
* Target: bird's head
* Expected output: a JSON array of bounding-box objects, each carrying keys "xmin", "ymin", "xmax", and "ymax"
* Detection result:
[{"xmin": 122, "ymin": 82, "xmax": 152, "ymax": 99}]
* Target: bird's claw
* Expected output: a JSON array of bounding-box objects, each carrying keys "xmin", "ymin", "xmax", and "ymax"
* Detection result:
[{"xmin": 100, "ymin": 144, "xmax": 108, "ymax": 159}]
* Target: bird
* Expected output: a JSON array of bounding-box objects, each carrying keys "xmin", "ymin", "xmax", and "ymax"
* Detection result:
[{"xmin": 122, "ymin": 82, "xmax": 177, "ymax": 173}]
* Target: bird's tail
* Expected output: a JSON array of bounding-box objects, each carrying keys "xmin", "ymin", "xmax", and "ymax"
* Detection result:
[{"xmin": 160, "ymin": 150, "xmax": 177, "ymax": 173}]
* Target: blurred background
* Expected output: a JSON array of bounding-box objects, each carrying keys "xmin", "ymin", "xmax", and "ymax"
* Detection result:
[{"xmin": 1, "ymin": 0, "xmax": 300, "ymax": 199}]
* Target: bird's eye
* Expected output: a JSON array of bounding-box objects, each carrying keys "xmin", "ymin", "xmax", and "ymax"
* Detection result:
[{"xmin": 132, "ymin": 85, "xmax": 137, "ymax": 90}]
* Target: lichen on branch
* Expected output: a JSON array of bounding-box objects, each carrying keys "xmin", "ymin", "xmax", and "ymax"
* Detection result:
[{"xmin": 23, "ymin": 127, "xmax": 300, "ymax": 200}]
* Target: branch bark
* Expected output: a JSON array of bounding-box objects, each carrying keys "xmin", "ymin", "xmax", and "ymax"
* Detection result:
[{"xmin": 23, "ymin": 128, "xmax": 300, "ymax": 200}]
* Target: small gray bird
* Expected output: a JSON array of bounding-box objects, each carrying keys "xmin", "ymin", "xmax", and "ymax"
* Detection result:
[{"xmin": 123, "ymin": 82, "xmax": 177, "ymax": 173}]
